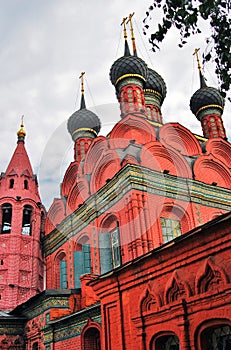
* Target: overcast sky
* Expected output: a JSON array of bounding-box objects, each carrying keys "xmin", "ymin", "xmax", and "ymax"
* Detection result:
[{"xmin": 0, "ymin": 0, "xmax": 230, "ymax": 209}]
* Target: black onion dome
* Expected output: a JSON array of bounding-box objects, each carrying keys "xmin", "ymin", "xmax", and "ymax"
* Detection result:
[
  {"xmin": 67, "ymin": 96, "xmax": 101, "ymax": 141},
  {"xmin": 145, "ymin": 68, "xmax": 167, "ymax": 102},
  {"xmin": 190, "ymin": 86, "xmax": 224, "ymax": 119},
  {"xmin": 110, "ymin": 55, "xmax": 148, "ymax": 87},
  {"xmin": 190, "ymin": 72, "xmax": 225, "ymax": 120}
]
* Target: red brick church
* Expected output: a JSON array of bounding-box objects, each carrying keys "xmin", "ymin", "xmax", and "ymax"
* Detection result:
[{"xmin": 0, "ymin": 17, "xmax": 231, "ymax": 350}]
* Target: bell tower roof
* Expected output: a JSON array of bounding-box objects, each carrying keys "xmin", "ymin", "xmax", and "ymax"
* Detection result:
[
  {"xmin": 0, "ymin": 119, "xmax": 41, "ymax": 203},
  {"xmin": 6, "ymin": 120, "xmax": 33, "ymax": 177}
]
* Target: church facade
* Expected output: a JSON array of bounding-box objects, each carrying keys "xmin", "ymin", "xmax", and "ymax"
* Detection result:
[{"xmin": 0, "ymin": 18, "xmax": 231, "ymax": 350}]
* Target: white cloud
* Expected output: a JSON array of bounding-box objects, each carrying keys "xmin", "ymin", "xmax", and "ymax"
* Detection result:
[{"xmin": 0, "ymin": 0, "xmax": 230, "ymax": 208}]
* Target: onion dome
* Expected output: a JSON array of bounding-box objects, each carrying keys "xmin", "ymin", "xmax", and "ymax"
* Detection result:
[
  {"xmin": 190, "ymin": 49, "xmax": 224, "ymax": 121},
  {"xmin": 67, "ymin": 94, "xmax": 101, "ymax": 141},
  {"xmin": 190, "ymin": 71, "xmax": 225, "ymax": 121},
  {"xmin": 109, "ymin": 20, "xmax": 148, "ymax": 89},
  {"xmin": 110, "ymin": 52, "xmax": 148, "ymax": 88},
  {"xmin": 17, "ymin": 116, "xmax": 26, "ymax": 142},
  {"xmin": 145, "ymin": 67, "xmax": 167, "ymax": 106}
]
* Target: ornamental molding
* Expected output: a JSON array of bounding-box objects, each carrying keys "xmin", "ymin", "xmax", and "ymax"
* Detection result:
[{"xmin": 44, "ymin": 164, "xmax": 231, "ymax": 256}]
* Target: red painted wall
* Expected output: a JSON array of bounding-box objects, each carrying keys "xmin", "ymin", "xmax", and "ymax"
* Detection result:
[
  {"xmin": 0, "ymin": 135, "xmax": 45, "ymax": 310},
  {"xmin": 91, "ymin": 213, "xmax": 231, "ymax": 350}
]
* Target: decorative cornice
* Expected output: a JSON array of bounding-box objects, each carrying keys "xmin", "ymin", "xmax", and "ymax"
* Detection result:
[
  {"xmin": 144, "ymin": 88, "xmax": 162, "ymax": 97},
  {"xmin": 52, "ymin": 314, "xmax": 101, "ymax": 342},
  {"xmin": 44, "ymin": 164, "xmax": 231, "ymax": 256},
  {"xmin": 116, "ymin": 73, "xmax": 146, "ymax": 85},
  {"xmin": 72, "ymin": 127, "xmax": 98, "ymax": 136},
  {"xmin": 13, "ymin": 294, "xmax": 73, "ymax": 320},
  {"xmin": 196, "ymin": 104, "xmax": 223, "ymax": 117}
]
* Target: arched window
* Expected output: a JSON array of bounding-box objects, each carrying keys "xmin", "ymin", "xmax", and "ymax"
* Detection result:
[
  {"xmin": 201, "ymin": 324, "xmax": 231, "ymax": 350},
  {"xmin": 160, "ymin": 217, "xmax": 181, "ymax": 243},
  {"xmin": 99, "ymin": 217, "xmax": 121, "ymax": 274},
  {"xmin": 83, "ymin": 327, "xmax": 101, "ymax": 350},
  {"xmin": 111, "ymin": 226, "xmax": 121, "ymax": 268},
  {"xmin": 9, "ymin": 179, "xmax": 14, "ymax": 188},
  {"xmin": 22, "ymin": 205, "xmax": 33, "ymax": 235},
  {"xmin": 1, "ymin": 203, "xmax": 12, "ymax": 234},
  {"xmin": 153, "ymin": 334, "xmax": 180, "ymax": 350},
  {"xmin": 24, "ymin": 179, "xmax": 28, "ymax": 189},
  {"xmin": 55, "ymin": 252, "xmax": 67, "ymax": 289},
  {"xmin": 60, "ymin": 259, "xmax": 67, "ymax": 289},
  {"xmin": 74, "ymin": 236, "xmax": 91, "ymax": 288},
  {"xmin": 159, "ymin": 204, "xmax": 191, "ymax": 244},
  {"xmin": 32, "ymin": 341, "xmax": 38, "ymax": 350},
  {"xmin": 40, "ymin": 211, "xmax": 45, "ymax": 238}
]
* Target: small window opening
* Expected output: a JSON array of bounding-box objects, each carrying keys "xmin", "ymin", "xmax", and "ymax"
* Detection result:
[
  {"xmin": 0, "ymin": 260, "xmax": 3, "ymax": 265},
  {"xmin": 22, "ymin": 205, "xmax": 33, "ymax": 235},
  {"xmin": 32, "ymin": 342, "xmax": 39, "ymax": 350},
  {"xmin": 24, "ymin": 180, "xmax": 28, "ymax": 189},
  {"xmin": 40, "ymin": 211, "xmax": 45, "ymax": 238},
  {"xmin": 1, "ymin": 204, "xmax": 12, "ymax": 234},
  {"xmin": 9, "ymin": 179, "xmax": 14, "ymax": 189}
]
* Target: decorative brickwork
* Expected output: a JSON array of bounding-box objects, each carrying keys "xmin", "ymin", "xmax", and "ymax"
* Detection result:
[{"xmin": 0, "ymin": 128, "xmax": 45, "ymax": 310}]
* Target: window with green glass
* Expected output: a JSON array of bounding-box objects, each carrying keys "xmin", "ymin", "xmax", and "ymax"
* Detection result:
[
  {"xmin": 111, "ymin": 228, "xmax": 121, "ymax": 269},
  {"xmin": 160, "ymin": 218, "xmax": 181, "ymax": 243},
  {"xmin": 99, "ymin": 225, "xmax": 121, "ymax": 274},
  {"xmin": 74, "ymin": 244, "xmax": 91, "ymax": 288},
  {"xmin": 60, "ymin": 260, "xmax": 67, "ymax": 289}
]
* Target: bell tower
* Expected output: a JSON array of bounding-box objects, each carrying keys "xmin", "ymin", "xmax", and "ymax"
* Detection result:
[{"xmin": 0, "ymin": 120, "xmax": 45, "ymax": 310}]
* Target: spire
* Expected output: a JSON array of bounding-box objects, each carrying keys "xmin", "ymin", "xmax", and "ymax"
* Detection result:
[
  {"xmin": 1, "ymin": 120, "xmax": 41, "ymax": 202},
  {"xmin": 121, "ymin": 17, "xmax": 130, "ymax": 56},
  {"xmin": 17, "ymin": 115, "xmax": 26, "ymax": 143},
  {"xmin": 79, "ymin": 71, "xmax": 86, "ymax": 109},
  {"xmin": 6, "ymin": 118, "xmax": 33, "ymax": 177},
  {"xmin": 193, "ymin": 48, "xmax": 207, "ymax": 88},
  {"xmin": 126, "ymin": 12, "xmax": 137, "ymax": 56}
]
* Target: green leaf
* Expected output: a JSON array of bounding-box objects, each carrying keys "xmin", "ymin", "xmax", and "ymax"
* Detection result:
[{"xmin": 144, "ymin": 0, "xmax": 231, "ymax": 99}]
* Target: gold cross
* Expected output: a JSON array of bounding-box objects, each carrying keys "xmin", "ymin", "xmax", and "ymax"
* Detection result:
[
  {"xmin": 126, "ymin": 12, "xmax": 136, "ymax": 54},
  {"xmin": 21, "ymin": 115, "xmax": 24, "ymax": 127},
  {"xmin": 79, "ymin": 71, "xmax": 85, "ymax": 94},
  {"xmin": 121, "ymin": 17, "xmax": 128, "ymax": 39},
  {"xmin": 126, "ymin": 12, "xmax": 135, "ymax": 39},
  {"xmin": 193, "ymin": 48, "xmax": 201, "ymax": 71}
]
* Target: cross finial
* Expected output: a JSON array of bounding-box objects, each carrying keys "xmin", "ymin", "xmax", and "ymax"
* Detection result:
[
  {"xmin": 21, "ymin": 115, "xmax": 24, "ymax": 127},
  {"xmin": 121, "ymin": 17, "xmax": 128, "ymax": 39},
  {"xmin": 126, "ymin": 12, "xmax": 137, "ymax": 55},
  {"xmin": 126, "ymin": 13, "xmax": 135, "ymax": 38},
  {"xmin": 193, "ymin": 48, "xmax": 202, "ymax": 72},
  {"xmin": 17, "ymin": 115, "xmax": 26, "ymax": 140},
  {"xmin": 79, "ymin": 71, "xmax": 85, "ymax": 94}
]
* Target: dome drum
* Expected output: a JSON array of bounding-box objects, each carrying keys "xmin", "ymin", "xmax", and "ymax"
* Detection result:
[
  {"xmin": 194, "ymin": 105, "xmax": 224, "ymax": 122},
  {"xmin": 71, "ymin": 128, "xmax": 98, "ymax": 141},
  {"xmin": 144, "ymin": 89, "xmax": 163, "ymax": 108},
  {"xmin": 116, "ymin": 76, "xmax": 145, "ymax": 93}
]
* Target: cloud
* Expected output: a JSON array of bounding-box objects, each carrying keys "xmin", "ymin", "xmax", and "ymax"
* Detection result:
[{"xmin": 0, "ymin": 0, "xmax": 230, "ymax": 209}]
